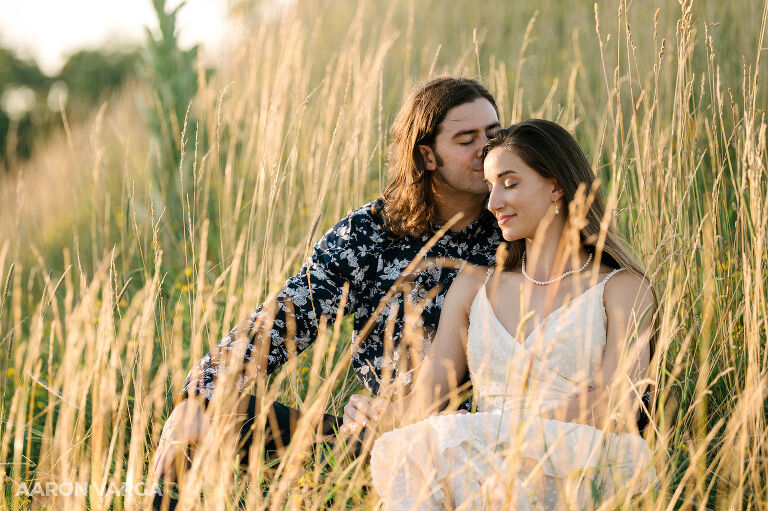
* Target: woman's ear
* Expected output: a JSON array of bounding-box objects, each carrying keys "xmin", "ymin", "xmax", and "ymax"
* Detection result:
[
  {"xmin": 551, "ymin": 181, "xmax": 565, "ymax": 201},
  {"xmin": 417, "ymin": 145, "xmax": 438, "ymax": 171}
]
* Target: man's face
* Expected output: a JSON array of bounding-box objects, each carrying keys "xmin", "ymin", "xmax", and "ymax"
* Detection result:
[{"xmin": 418, "ymin": 98, "xmax": 501, "ymax": 199}]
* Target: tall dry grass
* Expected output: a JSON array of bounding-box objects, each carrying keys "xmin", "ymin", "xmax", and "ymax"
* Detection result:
[{"xmin": 1, "ymin": 0, "xmax": 767, "ymax": 508}]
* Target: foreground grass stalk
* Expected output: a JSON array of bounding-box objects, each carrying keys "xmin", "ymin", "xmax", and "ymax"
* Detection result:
[{"xmin": 1, "ymin": 0, "xmax": 767, "ymax": 509}]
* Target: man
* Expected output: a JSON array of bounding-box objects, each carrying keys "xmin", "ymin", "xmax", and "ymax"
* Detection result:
[{"xmin": 151, "ymin": 76, "xmax": 502, "ymax": 491}]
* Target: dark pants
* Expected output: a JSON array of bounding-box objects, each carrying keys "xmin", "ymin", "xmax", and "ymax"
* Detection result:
[
  {"xmin": 239, "ymin": 396, "xmax": 350, "ymax": 464},
  {"xmin": 152, "ymin": 396, "xmax": 355, "ymax": 511}
]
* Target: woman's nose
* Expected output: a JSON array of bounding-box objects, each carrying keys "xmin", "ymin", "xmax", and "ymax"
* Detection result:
[{"xmin": 487, "ymin": 186, "xmax": 502, "ymax": 211}]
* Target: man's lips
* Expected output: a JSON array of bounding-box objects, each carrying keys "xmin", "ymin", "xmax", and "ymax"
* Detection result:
[{"xmin": 497, "ymin": 214, "xmax": 516, "ymax": 225}]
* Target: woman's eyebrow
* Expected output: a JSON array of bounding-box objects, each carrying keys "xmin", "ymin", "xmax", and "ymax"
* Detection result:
[{"xmin": 483, "ymin": 169, "xmax": 517, "ymax": 184}]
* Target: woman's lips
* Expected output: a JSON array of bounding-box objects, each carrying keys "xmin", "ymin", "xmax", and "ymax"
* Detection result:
[{"xmin": 497, "ymin": 214, "xmax": 516, "ymax": 225}]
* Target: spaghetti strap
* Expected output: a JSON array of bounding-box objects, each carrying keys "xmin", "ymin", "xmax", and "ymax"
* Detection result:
[
  {"xmin": 599, "ymin": 268, "xmax": 624, "ymax": 313},
  {"xmin": 602, "ymin": 267, "xmax": 624, "ymax": 286},
  {"xmin": 483, "ymin": 267, "xmax": 495, "ymax": 285}
]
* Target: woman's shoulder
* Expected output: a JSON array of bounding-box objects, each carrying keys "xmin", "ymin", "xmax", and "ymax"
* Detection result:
[
  {"xmin": 448, "ymin": 265, "xmax": 493, "ymax": 303},
  {"xmin": 603, "ymin": 268, "xmax": 656, "ymax": 316},
  {"xmin": 454, "ymin": 264, "xmax": 491, "ymax": 287}
]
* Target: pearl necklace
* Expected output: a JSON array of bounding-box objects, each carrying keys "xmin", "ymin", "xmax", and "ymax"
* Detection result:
[{"xmin": 521, "ymin": 252, "xmax": 594, "ymax": 286}]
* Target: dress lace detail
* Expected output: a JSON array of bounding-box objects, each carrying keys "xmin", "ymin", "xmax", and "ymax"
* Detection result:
[{"xmin": 370, "ymin": 268, "xmax": 654, "ymax": 510}]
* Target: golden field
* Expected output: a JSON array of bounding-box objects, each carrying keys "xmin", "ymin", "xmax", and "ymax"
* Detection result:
[{"xmin": 1, "ymin": 0, "xmax": 767, "ymax": 508}]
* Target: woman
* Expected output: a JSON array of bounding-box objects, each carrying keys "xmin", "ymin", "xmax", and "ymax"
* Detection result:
[{"xmin": 350, "ymin": 120, "xmax": 657, "ymax": 509}]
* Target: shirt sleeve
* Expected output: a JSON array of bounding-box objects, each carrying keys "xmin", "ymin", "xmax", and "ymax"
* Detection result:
[{"xmin": 176, "ymin": 208, "xmax": 375, "ymax": 409}]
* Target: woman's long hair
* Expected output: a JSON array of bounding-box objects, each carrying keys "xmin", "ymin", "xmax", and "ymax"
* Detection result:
[
  {"xmin": 482, "ymin": 119, "xmax": 645, "ymax": 278},
  {"xmin": 381, "ymin": 77, "xmax": 498, "ymax": 237},
  {"xmin": 483, "ymin": 119, "xmax": 659, "ymax": 431}
]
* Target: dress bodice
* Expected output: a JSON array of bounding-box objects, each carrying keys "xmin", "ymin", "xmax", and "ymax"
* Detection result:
[
  {"xmin": 466, "ymin": 268, "xmax": 623, "ymax": 413},
  {"xmin": 370, "ymin": 267, "xmax": 655, "ymax": 511}
]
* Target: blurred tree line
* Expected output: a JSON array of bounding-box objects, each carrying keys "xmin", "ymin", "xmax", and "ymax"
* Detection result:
[
  {"xmin": 0, "ymin": 0, "xmax": 205, "ymax": 175},
  {"xmin": 0, "ymin": 45, "xmax": 141, "ymax": 172},
  {"xmin": 142, "ymin": 0, "xmax": 208, "ymax": 174}
]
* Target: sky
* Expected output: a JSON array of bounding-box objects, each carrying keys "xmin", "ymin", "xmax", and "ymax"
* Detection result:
[{"xmin": 0, "ymin": 0, "xmax": 232, "ymax": 75}]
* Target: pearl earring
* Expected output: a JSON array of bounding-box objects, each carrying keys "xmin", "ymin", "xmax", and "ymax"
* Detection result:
[{"xmin": 554, "ymin": 199, "xmax": 559, "ymax": 215}]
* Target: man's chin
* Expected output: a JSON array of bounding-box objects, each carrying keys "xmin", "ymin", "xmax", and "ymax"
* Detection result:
[{"xmin": 465, "ymin": 184, "xmax": 491, "ymax": 197}]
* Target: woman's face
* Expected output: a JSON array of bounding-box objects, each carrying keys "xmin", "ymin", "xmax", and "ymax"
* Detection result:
[{"xmin": 483, "ymin": 147, "xmax": 562, "ymax": 242}]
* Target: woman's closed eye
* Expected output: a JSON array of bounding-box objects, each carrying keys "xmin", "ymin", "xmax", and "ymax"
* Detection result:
[{"xmin": 504, "ymin": 182, "xmax": 516, "ymax": 189}]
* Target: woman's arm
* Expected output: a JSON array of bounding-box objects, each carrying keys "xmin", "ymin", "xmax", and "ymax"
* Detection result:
[
  {"xmin": 350, "ymin": 267, "xmax": 484, "ymax": 435},
  {"xmin": 538, "ymin": 271, "xmax": 656, "ymax": 431}
]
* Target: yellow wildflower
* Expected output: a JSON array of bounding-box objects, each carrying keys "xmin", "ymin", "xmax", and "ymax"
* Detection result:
[
  {"xmin": 297, "ymin": 472, "xmax": 315, "ymax": 489},
  {"xmin": 6, "ymin": 368, "xmax": 15, "ymax": 378},
  {"xmin": 185, "ymin": 267, "xmax": 193, "ymax": 277}
]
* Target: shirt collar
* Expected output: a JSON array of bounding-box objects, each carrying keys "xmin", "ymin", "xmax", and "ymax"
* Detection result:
[{"xmin": 427, "ymin": 207, "xmax": 496, "ymax": 238}]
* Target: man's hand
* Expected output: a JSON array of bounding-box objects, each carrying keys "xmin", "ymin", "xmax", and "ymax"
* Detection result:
[
  {"xmin": 341, "ymin": 394, "xmax": 389, "ymax": 436},
  {"xmin": 151, "ymin": 399, "xmax": 211, "ymax": 487},
  {"xmin": 439, "ymin": 409, "xmax": 469, "ymax": 416}
]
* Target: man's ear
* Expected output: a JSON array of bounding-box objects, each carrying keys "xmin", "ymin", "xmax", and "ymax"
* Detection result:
[{"xmin": 417, "ymin": 145, "xmax": 438, "ymax": 171}]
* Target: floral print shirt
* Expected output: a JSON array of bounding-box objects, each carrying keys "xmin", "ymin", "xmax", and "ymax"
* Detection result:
[{"xmin": 180, "ymin": 198, "xmax": 502, "ymax": 406}]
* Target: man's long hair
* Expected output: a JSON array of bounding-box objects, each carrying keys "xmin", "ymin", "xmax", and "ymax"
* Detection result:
[{"xmin": 381, "ymin": 77, "xmax": 498, "ymax": 237}]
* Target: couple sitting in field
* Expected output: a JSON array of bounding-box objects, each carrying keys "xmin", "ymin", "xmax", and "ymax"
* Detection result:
[{"xmin": 152, "ymin": 77, "xmax": 657, "ymax": 509}]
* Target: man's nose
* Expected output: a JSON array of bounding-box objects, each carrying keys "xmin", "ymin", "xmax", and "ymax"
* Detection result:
[{"xmin": 476, "ymin": 134, "xmax": 490, "ymax": 157}]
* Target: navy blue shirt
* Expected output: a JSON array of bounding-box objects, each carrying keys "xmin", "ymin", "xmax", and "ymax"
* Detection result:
[{"xmin": 181, "ymin": 198, "xmax": 502, "ymax": 404}]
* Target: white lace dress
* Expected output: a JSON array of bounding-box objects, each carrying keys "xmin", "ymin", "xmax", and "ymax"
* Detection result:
[{"xmin": 369, "ymin": 269, "xmax": 654, "ymax": 510}]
